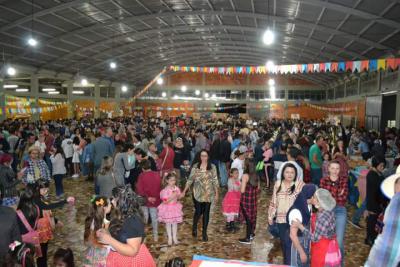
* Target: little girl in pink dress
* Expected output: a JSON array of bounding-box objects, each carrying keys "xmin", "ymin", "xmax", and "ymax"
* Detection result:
[
  {"xmin": 158, "ymin": 173, "xmax": 183, "ymax": 245},
  {"xmin": 222, "ymin": 168, "xmax": 241, "ymax": 232}
]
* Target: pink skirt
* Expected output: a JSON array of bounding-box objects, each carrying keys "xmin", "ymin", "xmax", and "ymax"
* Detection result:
[
  {"xmin": 222, "ymin": 191, "xmax": 241, "ymax": 215},
  {"xmin": 157, "ymin": 202, "xmax": 183, "ymax": 223},
  {"xmin": 106, "ymin": 244, "xmax": 156, "ymax": 267}
]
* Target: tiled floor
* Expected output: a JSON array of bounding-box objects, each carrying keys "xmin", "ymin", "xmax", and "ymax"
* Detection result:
[{"xmin": 48, "ymin": 177, "xmax": 371, "ymax": 266}]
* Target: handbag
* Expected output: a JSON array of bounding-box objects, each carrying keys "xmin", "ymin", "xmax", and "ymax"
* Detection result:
[
  {"xmin": 256, "ymin": 161, "xmax": 264, "ymax": 171},
  {"xmin": 16, "ymin": 206, "xmax": 42, "ymax": 257},
  {"xmin": 325, "ymin": 237, "xmax": 342, "ymax": 267},
  {"xmin": 37, "ymin": 210, "xmax": 54, "ymax": 243},
  {"xmin": 268, "ymin": 219, "xmax": 280, "ymax": 238}
]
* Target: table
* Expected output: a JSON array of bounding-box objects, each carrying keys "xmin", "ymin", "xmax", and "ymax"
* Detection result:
[{"xmin": 189, "ymin": 255, "xmax": 290, "ymax": 267}]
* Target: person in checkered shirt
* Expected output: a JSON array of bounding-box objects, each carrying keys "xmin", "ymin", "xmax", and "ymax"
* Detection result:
[{"xmin": 319, "ymin": 160, "xmax": 349, "ymax": 266}]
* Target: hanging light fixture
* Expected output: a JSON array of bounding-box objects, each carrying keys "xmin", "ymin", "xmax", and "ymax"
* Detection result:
[
  {"xmin": 263, "ymin": 0, "xmax": 275, "ymax": 46},
  {"xmin": 157, "ymin": 77, "xmax": 164, "ymax": 85},
  {"xmin": 109, "ymin": 62, "xmax": 117, "ymax": 69},
  {"xmin": 161, "ymin": 92, "xmax": 167, "ymax": 97},
  {"xmin": 81, "ymin": 78, "xmax": 88, "ymax": 86},
  {"xmin": 181, "ymin": 85, "xmax": 187, "ymax": 92},
  {"xmin": 195, "ymin": 90, "xmax": 200, "ymax": 96},
  {"xmin": 266, "ymin": 60, "xmax": 275, "ymax": 72},
  {"xmin": 121, "ymin": 85, "xmax": 128, "ymax": 92},
  {"xmin": 268, "ymin": 78, "xmax": 275, "ymax": 86},
  {"xmin": 204, "ymin": 92, "xmax": 209, "ymax": 98},
  {"xmin": 7, "ymin": 66, "xmax": 16, "ymax": 76},
  {"xmin": 27, "ymin": 0, "xmax": 38, "ymax": 47}
]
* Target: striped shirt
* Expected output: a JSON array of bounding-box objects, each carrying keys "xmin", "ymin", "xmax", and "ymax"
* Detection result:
[
  {"xmin": 268, "ymin": 180, "xmax": 304, "ymax": 223},
  {"xmin": 365, "ymin": 193, "xmax": 400, "ymax": 267}
]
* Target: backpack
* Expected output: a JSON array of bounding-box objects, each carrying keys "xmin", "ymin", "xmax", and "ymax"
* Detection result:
[{"xmin": 16, "ymin": 206, "xmax": 42, "ymax": 257}]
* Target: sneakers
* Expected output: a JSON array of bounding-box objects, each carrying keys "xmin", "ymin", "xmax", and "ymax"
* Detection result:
[
  {"xmin": 71, "ymin": 174, "xmax": 79, "ymax": 178},
  {"xmin": 239, "ymin": 238, "xmax": 251, "ymax": 244},
  {"xmin": 348, "ymin": 220, "xmax": 363, "ymax": 229},
  {"xmin": 249, "ymin": 234, "xmax": 255, "ymax": 240}
]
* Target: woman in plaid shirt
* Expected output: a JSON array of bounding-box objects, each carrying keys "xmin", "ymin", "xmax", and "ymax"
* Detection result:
[
  {"xmin": 268, "ymin": 162, "xmax": 304, "ymax": 265},
  {"xmin": 319, "ymin": 160, "xmax": 348, "ymax": 265},
  {"xmin": 292, "ymin": 188, "xmax": 338, "ymax": 267}
]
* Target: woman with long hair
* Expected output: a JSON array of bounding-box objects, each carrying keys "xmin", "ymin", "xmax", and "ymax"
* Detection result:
[
  {"xmin": 268, "ymin": 162, "xmax": 304, "ymax": 265},
  {"xmin": 182, "ymin": 149, "xmax": 219, "ymax": 242},
  {"xmin": 158, "ymin": 139, "xmax": 175, "ymax": 177},
  {"xmin": 96, "ymin": 185, "xmax": 156, "ymax": 266}
]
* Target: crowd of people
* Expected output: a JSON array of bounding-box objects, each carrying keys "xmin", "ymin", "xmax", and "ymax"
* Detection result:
[{"xmin": 0, "ymin": 115, "xmax": 399, "ymax": 267}]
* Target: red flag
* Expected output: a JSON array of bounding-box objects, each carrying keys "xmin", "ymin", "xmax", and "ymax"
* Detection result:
[
  {"xmin": 331, "ymin": 62, "xmax": 338, "ymax": 72},
  {"xmin": 307, "ymin": 64, "xmax": 313, "ymax": 73},
  {"xmin": 361, "ymin": 60, "xmax": 369, "ymax": 71},
  {"xmin": 319, "ymin": 63, "xmax": 325, "ymax": 72},
  {"xmin": 345, "ymin": 61, "xmax": 353, "ymax": 71},
  {"xmin": 386, "ymin": 58, "xmax": 400, "ymax": 70}
]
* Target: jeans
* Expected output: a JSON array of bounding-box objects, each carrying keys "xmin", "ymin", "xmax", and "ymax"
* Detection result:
[
  {"xmin": 141, "ymin": 206, "xmax": 158, "ymax": 238},
  {"xmin": 240, "ymin": 202, "xmax": 253, "ymax": 239},
  {"xmin": 310, "ymin": 168, "xmax": 322, "ymax": 185},
  {"xmin": 53, "ymin": 174, "xmax": 64, "ymax": 197},
  {"xmin": 352, "ymin": 200, "xmax": 366, "ymax": 224},
  {"xmin": 218, "ymin": 161, "xmax": 228, "ymax": 187},
  {"xmin": 334, "ymin": 206, "xmax": 347, "ymax": 265},
  {"xmin": 277, "ymin": 223, "xmax": 291, "ymax": 265}
]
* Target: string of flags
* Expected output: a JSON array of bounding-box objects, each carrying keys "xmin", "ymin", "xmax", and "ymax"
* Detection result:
[
  {"xmin": 0, "ymin": 103, "xmax": 68, "ymax": 116},
  {"xmin": 132, "ymin": 103, "xmax": 271, "ymax": 112},
  {"xmin": 168, "ymin": 57, "xmax": 400, "ymax": 75},
  {"xmin": 305, "ymin": 103, "xmax": 358, "ymax": 112},
  {"xmin": 75, "ymin": 106, "xmax": 114, "ymax": 113}
]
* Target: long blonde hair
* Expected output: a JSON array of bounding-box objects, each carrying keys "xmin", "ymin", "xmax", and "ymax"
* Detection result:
[{"xmin": 99, "ymin": 156, "xmax": 113, "ymax": 175}]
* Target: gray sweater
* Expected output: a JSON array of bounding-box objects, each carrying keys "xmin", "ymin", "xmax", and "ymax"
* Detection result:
[{"xmin": 113, "ymin": 152, "xmax": 135, "ymax": 184}]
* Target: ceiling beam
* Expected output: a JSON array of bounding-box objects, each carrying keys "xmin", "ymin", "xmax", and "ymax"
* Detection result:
[
  {"xmin": 76, "ymin": 40, "xmax": 336, "ymax": 74},
  {"xmin": 39, "ymin": 24, "xmax": 367, "ymax": 69},
  {"xmin": 0, "ymin": 0, "xmax": 90, "ymax": 32}
]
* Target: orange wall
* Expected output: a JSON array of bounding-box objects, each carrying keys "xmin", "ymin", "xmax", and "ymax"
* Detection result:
[{"xmin": 135, "ymin": 102, "xmax": 195, "ymax": 117}]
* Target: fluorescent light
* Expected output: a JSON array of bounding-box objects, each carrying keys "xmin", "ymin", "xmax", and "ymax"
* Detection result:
[
  {"xmin": 81, "ymin": 78, "xmax": 88, "ymax": 86},
  {"xmin": 16, "ymin": 88, "xmax": 29, "ymax": 92},
  {"xmin": 162, "ymin": 92, "xmax": 167, "ymax": 97},
  {"xmin": 7, "ymin": 67, "xmax": 16, "ymax": 76},
  {"xmin": 268, "ymin": 79, "xmax": 275, "ymax": 86},
  {"xmin": 4, "ymin": 84, "xmax": 18, "ymax": 89},
  {"xmin": 42, "ymin": 88, "xmax": 56, "ymax": 92},
  {"xmin": 381, "ymin": 90, "xmax": 397, "ymax": 95},
  {"xmin": 181, "ymin": 85, "xmax": 187, "ymax": 92},
  {"xmin": 195, "ymin": 90, "xmax": 200, "ymax": 96},
  {"xmin": 110, "ymin": 62, "xmax": 117, "ymax": 69},
  {"xmin": 27, "ymin": 37, "xmax": 38, "ymax": 47},
  {"xmin": 72, "ymin": 90, "xmax": 84, "ymax": 94},
  {"xmin": 157, "ymin": 77, "xmax": 164, "ymax": 85},
  {"xmin": 121, "ymin": 85, "xmax": 128, "ymax": 92},
  {"xmin": 48, "ymin": 91, "xmax": 60, "ymax": 95},
  {"xmin": 204, "ymin": 93, "xmax": 209, "ymax": 98},
  {"xmin": 263, "ymin": 28, "xmax": 275, "ymax": 45}
]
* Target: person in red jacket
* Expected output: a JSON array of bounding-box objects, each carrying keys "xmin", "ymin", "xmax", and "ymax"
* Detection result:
[
  {"xmin": 135, "ymin": 159, "xmax": 162, "ymax": 242},
  {"xmin": 158, "ymin": 140, "xmax": 175, "ymax": 177}
]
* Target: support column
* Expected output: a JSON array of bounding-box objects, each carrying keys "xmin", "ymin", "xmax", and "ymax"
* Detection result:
[
  {"xmin": 31, "ymin": 74, "xmax": 39, "ymax": 121},
  {"xmin": 94, "ymin": 84, "xmax": 100, "ymax": 118},
  {"xmin": 344, "ymin": 80, "xmax": 347, "ymax": 98},
  {"xmin": 377, "ymin": 71, "xmax": 382, "ymax": 92},
  {"xmin": 396, "ymin": 68, "xmax": 400, "ymax": 128},
  {"xmin": 325, "ymin": 88, "xmax": 329, "ymax": 103},
  {"xmin": 357, "ymin": 77, "xmax": 361, "ymax": 95},
  {"xmin": 284, "ymin": 88, "xmax": 288, "ymax": 119},
  {"xmin": 0, "ymin": 78, "xmax": 6, "ymax": 121},
  {"xmin": 115, "ymin": 84, "xmax": 121, "ymax": 117},
  {"xmin": 66, "ymin": 80, "xmax": 74, "ymax": 119}
]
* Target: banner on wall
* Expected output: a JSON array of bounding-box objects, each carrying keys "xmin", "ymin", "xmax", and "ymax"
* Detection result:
[
  {"xmin": 168, "ymin": 58, "xmax": 400, "ymax": 75},
  {"xmin": 291, "ymin": 114, "xmax": 300, "ymax": 119}
]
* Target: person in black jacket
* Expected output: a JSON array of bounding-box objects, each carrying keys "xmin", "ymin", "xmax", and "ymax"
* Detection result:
[
  {"xmin": 218, "ymin": 131, "xmax": 232, "ymax": 187},
  {"xmin": 0, "ymin": 153, "xmax": 22, "ymax": 208},
  {"xmin": 365, "ymin": 156, "xmax": 387, "ymax": 246},
  {"xmin": 0, "ymin": 185, "xmax": 21, "ymax": 258}
]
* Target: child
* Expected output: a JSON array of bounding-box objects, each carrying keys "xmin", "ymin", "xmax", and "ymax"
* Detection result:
[
  {"xmin": 83, "ymin": 196, "xmax": 112, "ymax": 267},
  {"xmin": 158, "ymin": 173, "xmax": 184, "ymax": 245},
  {"xmin": 72, "ymin": 136, "xmax": 82, "ymax": 178},
  {"xmin": 222, "ymin": 168, "xmax": 241, "ymax": 232},
  {"xmin": 322, "ymin": 152, "xmax": 331, "ymax": 178},
  {"xmin": 53, "ymin": 248, "xmax": 75, "ymax": 267}
]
